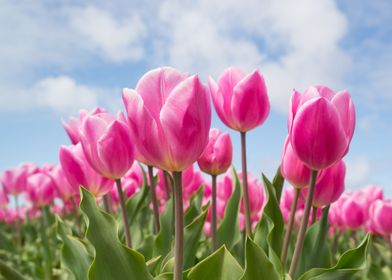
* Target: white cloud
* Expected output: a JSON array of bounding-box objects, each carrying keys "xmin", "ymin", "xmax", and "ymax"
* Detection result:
[
  {"xmin": 345, "ymin": 157, "xmax": 370, "ymax": 188},
  {"xmin": 68, "ymin": 6, "xmax": 146, "ymax": 62},
  {"xmin": 155, "ymin": 0, "xmax": 351, "ymax": 112},
  {"xmin": 0, "ymin": 76, "xmax": 100, "ymax": 114}
]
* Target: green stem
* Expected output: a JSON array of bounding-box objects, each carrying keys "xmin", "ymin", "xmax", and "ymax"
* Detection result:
[
  {"xmin": 148, "ymin": 165, "xmax": 161, "ymax": 233},
  {"xmin": 312, "ymin": 204, "xmax": 330, "ymax": 266},
  {"xmin": 115, "ymin": 178, "xmax": 132, "ymax": 247},
  {"xmin": 281, "ymin": 188, "xmax": 300, "ymax": 267},
  {"xmin": 211, "ymin": 174, "xmax": 218, "ymax": 252},
  {"xmin": 240, "ymin": 131, "xmax": 252, "ymax": 237},
  {"xmin": 173, "ymin": 171, "xmax": 184, "ymax": 280},
  {"xmin": 289, "ymin": 170, "xmax": 318, "ymax": 278},
  {"xmin": 40, "ymin": 206, "xmax": 53, "ymax": 280},
  {"xmin": 14, "ymin": 195, "xmax": 21, "ymax": 247},
  {"xmin": 163, "ymin": 171, "xmax": 171, "ymax": 200},
  {"xmin": 103, "ymin": 194, "xmax": 112, "ymax": 213},
  {"xmin": 311, "ymin": 206, "xmax": 318, "ymax": 224}
]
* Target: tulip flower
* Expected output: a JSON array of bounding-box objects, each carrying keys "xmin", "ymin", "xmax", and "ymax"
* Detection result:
[
  {"xmin": 197, "ymin": 128, "xmax": 232, "ymax": 251},
  {"xmin": 1, "ymin": 163, "xmax": 39, "ymax": 196},
  {"xmin": 288, "ymin": 86, "xmax": 355, "ymax": 171},
  {"xmin": 123, "ymin": 67, "xmax": 211, "ymax": 279},
  {"xmin": 59, "ymin": 143, "xmax": 112, "ymax": 197},
  {"xmin": 209, "ymin": 67, "xmax": 270, "ymax": 237},
  {"xmin": 288, "ymin": 86, "xmax": 355, "ymax": 277},
  {"xmin": 341, "ymin": 195, "xmax": 365, "ymax": 229},
  {"xmin": 49, "ymin": 165, "xmax": 78, "ymax": 203},
  {"xmin": 78, "ymin": 111, "xmax": 135, "ymax": 247},
  {"xmin": 369, "ymin": 199, "xmax": 392, "ymax": 235},
  {"xmin": 62, "ymin": 107, "xmax": 107, "ymax": 145},
  {"xmin": 26, "ymin": 172, "xmax": 57, "ymax": 207}
]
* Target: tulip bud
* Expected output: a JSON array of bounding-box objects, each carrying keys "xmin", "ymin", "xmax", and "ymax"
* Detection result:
[
  {"xmin": 197, "ymin": 128, "xmax": 233, "ymax": 175},
  {"xmin": 369, "ymin": 199, "xmax": 392, "ymax": 235},
  {"xmin": 209, "ymin": 67, "xmax": 270, "ymax": 132},
  {"xmin": 288, "ymin": 86, "xmax": 355, "ymax": 170}
]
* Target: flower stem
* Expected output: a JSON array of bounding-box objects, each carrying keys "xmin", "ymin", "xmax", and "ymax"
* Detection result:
[
  {"xmin": 115, "ymin": 178, "xmax": 132, "ymax": 247},
  {"xmin": 40, "ymin": 206, "xmax": 53, "ymax": 280},
  {"xmin": 163, "ymin": 170, "xmax": 171, "ymax": 200},
  {"xmin": 281, "ymin": 188, "xmax": 300, "ymax": 267},
  {"xmin": 148, "ymin": 165, "xmax": 161, "ymax": 233},
  {"xmin": 211, "ymin": 174, "xmax": 218, "ymax": 252},
  {"xmin": 103, "ymin": 194, "xmax": 112, "ymax": 213},
  {"xmin": 289, "ymin": 170, "xmax": 318, "ymax": 277},
  {"xmin": 173, "ymin": 171, "xmax": 184, "ymax": 280},
  {"xmin": 311, "ymin": 206, "xmax": 318, "ymax": 224},
  {"xmin": 240, "ymin": 131, "xmax": 252, "ymax": 237}
]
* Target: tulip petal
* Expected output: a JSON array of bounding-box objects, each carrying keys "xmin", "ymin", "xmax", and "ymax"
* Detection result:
[
  {"xmin": 331, "ymin": 90, "xmax": 356, "ymax": 141},
  {"xmin": 160, "ymin": 75, "xmax": 211, "ymax": 171},
  {"xmin": 291, "ymin": 97, "xmax": 348, "ymax": 170},
  {"xmin": 135, "ymin": 67, "xmax": 189, "ymax": 119},
  {"xmin": 231, "ymin": 70, "xmax": 269, "ymax": 131}
]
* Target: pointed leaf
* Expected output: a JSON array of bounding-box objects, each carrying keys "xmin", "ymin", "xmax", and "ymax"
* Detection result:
[
  {"xmin": 80, "ymin": 187, "xmax": 153, "ymax": 280},
  {"xmin": 241, "ymin": 237, "xmax": 280, "ymax": 280},
  {"xmin": 188, "ymin": 246, "xmax": 243, "ymax": 280}
]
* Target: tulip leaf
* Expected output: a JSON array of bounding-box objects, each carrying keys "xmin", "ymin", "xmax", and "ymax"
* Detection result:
[
  {"xmin": 184, "ymin": 186, "xmax": 204, "ymax": 226},
  {"xmin": 0, "ymin": 259, "xmax": 27, "ymax": 280},
  {"xmin": 298, "ymin": 234, "xmax": 371, "ymax": 280},
  {"xmin": 183, "ymin": 204, "xmax": 209, "ymax": 269},
  {"xmin": 187, "ymin": 246, "xmax": 243, "ymax": 280},
  {"xmin": 79, "ymin": 187, "xmax": 153, "ymax": 280},
  {"xmin": 217, "ymin": 167, "xmax": 241, "ymax": 250},
  {"xmin": 154, "ymin": 197, "xmax": 174, "ymax": 259},
  {"xmin": 56, "ymin": 217, "xmax": 92, "ymax": 280},
  {"xmin": 241, "ymin": 237, "xmax": 280, "ymax": 280},
  {"xmin": 253, "ymin": 174, "xmax": 284, "ymax": 276},
  {"xmin": 272, "ymin": 167, "xmax": 284, "ymax": 202}
]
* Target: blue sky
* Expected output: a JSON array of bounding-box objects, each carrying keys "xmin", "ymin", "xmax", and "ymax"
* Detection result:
[{"xmin": 0, "ymin": 0, "xmax": 391, "ymax": 196}]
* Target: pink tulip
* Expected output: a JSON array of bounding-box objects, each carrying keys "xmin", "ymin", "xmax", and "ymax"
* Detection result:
[
  {"xmin": 369, "ymin": 199, "xmax": 392, "ymax": 235},
  {"xmin": 341, "ymin": 194, "xmax": 365, "ymax": 229},
  {"xmin": 288, "ymin": 86, "xmax": 355, "ymax": 170},
  {"xmin": 209, "ymin": 67, "xmax": 270, "ymax": 132},
  {"xmin": 280, "ymin": 186, "xmax": 305, "ymax": 214},
  {"xmin": 49, "ymin": 165, "xmax": 78, "ymax": 201},
  {"xmin": 355, "ymin": 185, "xmax": 384, "ymax": 221},
  {"xmin": 197, "ymin": 128, "xmax": 233, "ymax": 176},
  {"xmin": 62, "ymin": 107, "xmax": 107, "ymax": 144},
  {"xmin": 79, "ymin": 112, "xmax": 135, "ymax": 179},
  {"xmin": 1, "ymin": 163, "xmax": 39, "ymax": 195},
  {"xmin": 59, "ymin": 143, "xmax": 112, "ymax": 197},
  {"xmin": 280, "ymin": 137, "xmax": 311, "ymax": 189},
  {"xmin": 310, "ymin": 160, "xmax": 346, "ymax": 207},
  {"xmin": 26, "ymin": 172, "xmax": 57, "ymax": 207},
  {"xmin": 238, "ymin": 171, "xmax": 264, "ymax": 221},
  {"xmin": 123, "ymin": 67, "xmax": 211, "ymax": 172},
  {"xmin": 182, "ymin": 165, "xmax": 207, "ymax": 209}
]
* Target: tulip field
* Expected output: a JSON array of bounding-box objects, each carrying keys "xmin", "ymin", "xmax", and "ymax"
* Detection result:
[{"xmin": 1, "ymin": 67, "xmax": 392, "ymax": 280}]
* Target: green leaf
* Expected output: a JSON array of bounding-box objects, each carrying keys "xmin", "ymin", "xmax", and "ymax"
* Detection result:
[
  {"xmin": 217, "ymin": 167, "xmax": 242, "ymax": 250},
  {"xmin": 298, "ymin": 234, "xmax": 371, "ymax": 280},
  {"xmin": 0, "ymin": 259, "xmax": 27, "ymax": 280},
  {"xmin": 253, "ymin": 174, "xmax": 284, "ymax": 276},
  {"xmin": 183, "ymin": 205, "xmax": 209, "ymax": 269},
  {"xmin": 147, "ymin": 256, "xmax": 162, "ymax": 275},
  {"xmin": 272, "ymin": 167, "xmax": 284, "ymax": 202},
  {"xmin": 184, "ymin": 187, "xmax": 204, "ymax": 226},
  {"xmin": 57, "ymin": 217, "xmax": 92, "ymax": 280},
  {"xmin": 79, "ymin": 187, "xmax": 153, "ymax": 280},
  {"xmin": 188, "ymin": 246, "xmax": 243, "ymax": 280},
  {"xmin": 241, "ymin": 237, "xmax": 280, "ymax": 280},
  {"xmin": 260, "ymin": 174, "xmax": 284, "ymax": 255},
  {"xmin": 154, "ymin": 197, "xmax": 174, "ymax": 259}
]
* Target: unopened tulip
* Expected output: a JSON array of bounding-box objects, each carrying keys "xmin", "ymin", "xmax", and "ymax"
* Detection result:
[
  {"xmin": 341, "ymin": 195, "xmax": 365, "ymax": 229},
  {"xmin": 311, "ymin": 160, "xmax": 346, "ymax": 208},
  {"xmin": 369, "ymin": 199, "xmax": 392, "ymax": 235},
  {"xmin": 26, "ymin": 172, "xmax": 57, "ymax": 207},
  {"xmin": 198, "ymin": 129, "xmax": 232, "ymax": 176},
  {"xmin": 50, "ymin": 165, "xmax": 78, "ymax": 202},
  {"xmin": 123, "ymin": 67, "xmax": 211, "ymax": 172},
  {"xmin": 59, "ymin": 143, "xmax": 112, "ymax": 197},
  {"xmin": 280, "ymin": 137, "xmax": 311, "ymax": 189},
  {"xmin": 1, "ymin": 163, "xmax": 39, "ymax": 195},
  {"xmin": 79, "ymin": 112, "xmax": 135, "ymax": 180},
  {"xmin": 209, "ymin": 67, "xmax": 270, "ymax": 132},
  {"xmin": 288, "ymin": 86, "xmax": 355, "ymax": 170},
  {"xmin": 62, "ymin": 107, "xmax": 107, "ymax": 145}
]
